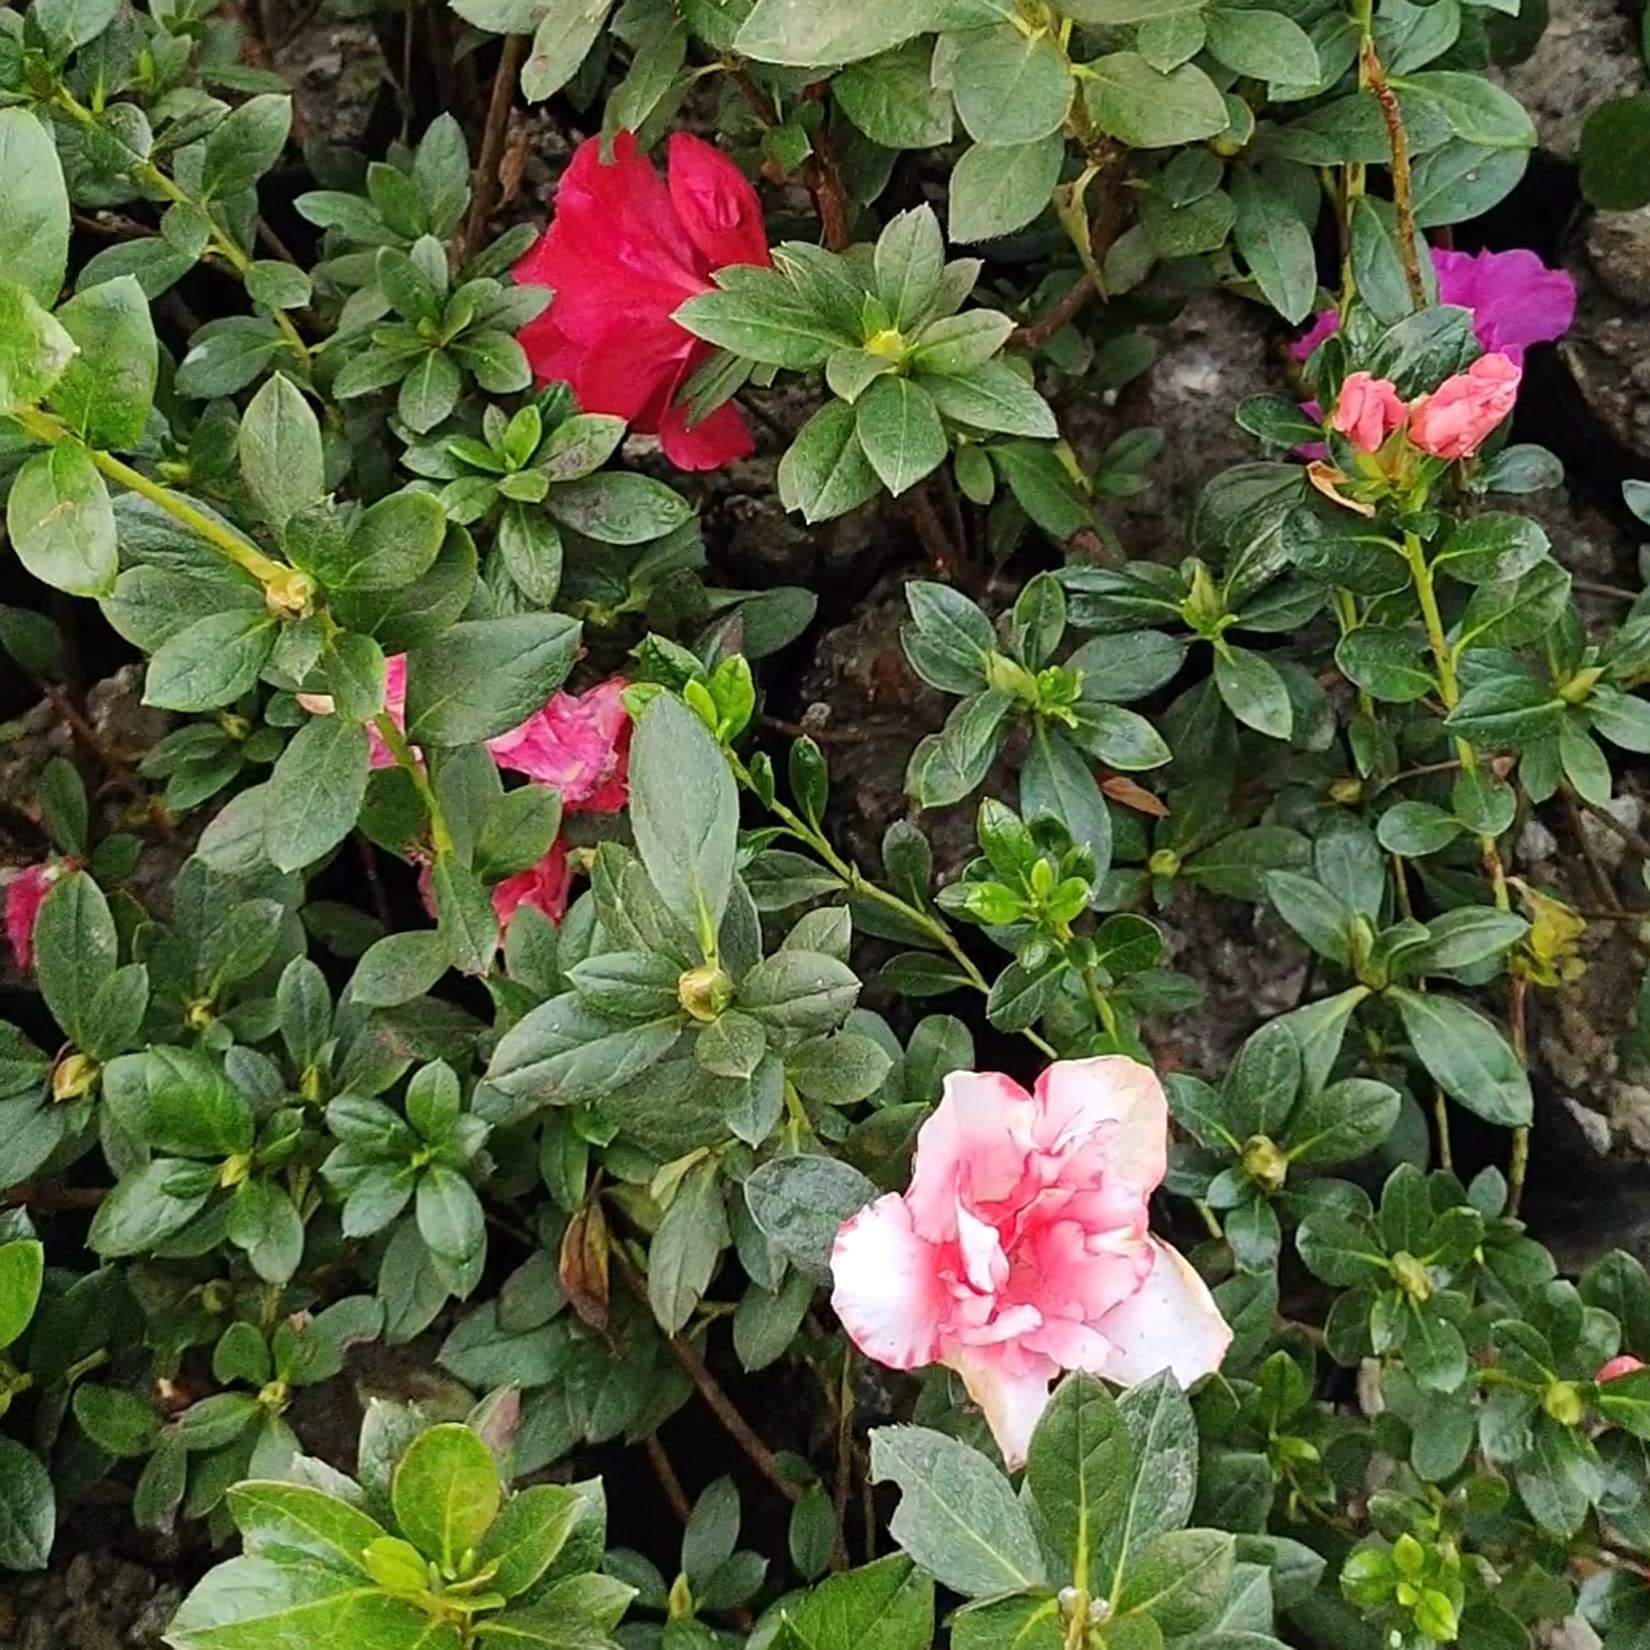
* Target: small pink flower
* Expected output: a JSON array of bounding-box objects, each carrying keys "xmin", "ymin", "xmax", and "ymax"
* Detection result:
[
  {"xmin": 491, "ymin": 839, "xmax": 572, "ymax": 928},
  {"xmin": 485, "ymin": 678, "xmax": 631, "ymax": 814},
  {"xmin": 1408, "ymin": 352, "xmax": 1522, "ymax": 461},
  {"xmin": 1599, "ymin": 1355, "xmax": 1646, "ymax": 1383},
  {"xmin": 4, "ymin": 863, "xmax": 59, "ymax": 972},
  {"xmin": 1331, "ymin": 372, "xmax": 1407, "ymax": 453},
  {"xmin": 830, "ymin": 1057, "xmax": 1231, "ymax": 1468}
]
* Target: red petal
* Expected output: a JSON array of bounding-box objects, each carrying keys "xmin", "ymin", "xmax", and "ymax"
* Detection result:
[
  {"xmin": 577, "ymin": 318, "xmax": 696, "ymax": 427},
  {"xmin": 658, "ymin": 396, "xmax": 755, "ymax": 470},
  {"xmin": 666, "ymin": 133, "xmax": 771, "ymax": 271}
]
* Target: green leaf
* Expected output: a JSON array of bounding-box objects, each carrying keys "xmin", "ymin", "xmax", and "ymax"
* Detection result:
[
  {"xmin": 1105, "ymin": 1372, "xmax": 1200, "ymax": 1572},
  {"xmin": 778, "ymin": 400, "xmax": 883, "ymax": 524},
  {"xmin": 1213, "ymin": 644, "xmax": 1292, "ymax": 739},
  {"xmin": 0, "ymin": 281, "xmax": 77, "ymax": 414},
  {"xmin": 948, "ymin": 135, "xmax": 1065, "ymax": 242},
  {"xmin": 1389, "ymin": 988, "xmax": 1531, "ymax": 1127},
  {"xmin": 265, "ymin": 714, "xmax": 371, "ymax": 873},
  {"xmin": 103, "ymin": 1047, "xmax": 254, "ymax": 1158},
  {"xmin": 918, "ymin": 361, "xmax": 1058, "ymax": 439},
  {"xmin": 1580, "ymin": 94, "xmax": 1650, "ymax": 211},
  {"xmin": 788, "ymin": 1553, "xmax": 933, "ymax": 1650},
  {"xmin": 475, "ymin": 1483, "xmax": 580, "ymax": 1598},
  {"xmin": 869, "ymin": 1425, "xmax": 1046, "ymax": 1597},
  {"xmin": 1117, "ymin": 1529, "xmax": 1235, "ymax": 1636},
  {"xmin": 675, "ymin": 274, "xmax": 854, "ymax": 369},
  {"xmin": 874, "ymin": 206, "xmax": 945, "ymax": 331},
  {"xmin": 741, "ymin": 950, "xmax": 860, "ymax": 1034},
  {"xmin": 72, "ymin": 1385, "xmax": 160, "ymax": 1457},
  {"xmin": 1335, "ymin": 629, "xmax": 1435, "ymax": 703},
  {"xmin": 0, "ymin": 1241, "xmax": 43, "ymax": 1351},
  {"xmin": 734, "ymin": 0, "xmax": 940, "ymax": 66},
  {"xmin": 856, "ymin": 377, "xmax": 948, "ymax": 497},
  {"xmin": 1287, "ymin": 1078, "xmax": 1401, "ymax": 1165},
  {"xmin": 0, "ymin": 109, "xmax": 71, "ymax": 309},
  {"xmin": 404, "ymin": 614, "xmax": 581, "ymax": 746},
  {"xmin": 430, "ymin": 853, "xmax": 499, "ymax": 976},
  {"xmin": 0, "ymin": 1439, "xmax": 54, "ymax": 1571},
  {"xmin": 144, "ymin": 609, "xmax": 278, "ymax": 712},
  {"xmin": 7, "ymin": 443, "xmax": 117, "ymax": 598},
  {"xmin": 228, "ymin": 1480, "xmax": 389, "ymax": 1575},
  {"xmin": 33, "ymin": 871, "xmax": 116, "ymax": 1048},
  {"xmin": 46, "ymin": 276, "xmax": 158, "ymax": 449},
  {"xmin": 1264, "ymin": 871, "xmax": 1352, "ymax": 964},
  {"xmin": 1455, "ymin": 561, "xmax": 1571, "ymax": 652},
  {"xmin": 393, "ymin": 1421, "xmax": 502, "ymax": 1570},
  {"xmin": 629, "ymin": 692, "xmax": 739, "ymax": 939},
  {"xmin": 1402, "ymin": 70, "xmax": 1535, "ymax": 149},
  {"xmin": 87, "ymin": 1157, "xmax": 210, "ymax": 1257},
  {"xmin": 1022, "ymin": 723, "xmax": 1112, "ymax": 881},
  {"xmin": 648, "ymin": 1159, "xmax": 727, "ymax": 1334},
  {"xmin": 239, "ymin": 373, "xmax": 324, "ymax": 533},
  {"xmin": 1025, "ymin": 1372, "xmax": 1131, "ymax": 1591},
  {"xmin": 743, "ymin": 1154, "xmax": 877, "ymax": 1277},
  {"xmin": 1231, "ymin": 170, "xmax": 1316, "ymax": 324},
  {"xmin": 1082, "ymin": 54, "xmax": 1226, "ymax": 148},
  {"xmin": 201, "ymin": 93, "xmax": 292, "ymax": 198},
  {"xmin": 1206, "ymin": 7, "xmax": 1319, "ymax": 81},
  {"xmin": 835, "ymin": 42, "xmax": 955, "ymax": 148},
  {"xmin": 953, "ymin": 27, "xmax": 1074, "ymax": 147},
  {"xmin": 399, "ymin": 350, "xmax": 463, "ymax": 434}
]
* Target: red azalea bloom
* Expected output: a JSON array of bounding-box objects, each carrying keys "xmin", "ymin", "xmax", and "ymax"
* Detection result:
[
  {"xmin": 5, "ymin": 862, "xmax": 58, "ymax": 972},
  {"xmin": 491, "ymin": 840, "xmax": 573, "ymax": 929},
  {"xmin": 513, "ymin": 131, "xmax": 770, "ymax": 472}
]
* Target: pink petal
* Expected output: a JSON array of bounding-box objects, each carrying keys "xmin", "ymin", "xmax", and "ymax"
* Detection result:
[
  {"xmin": 1031, "ymin": 1056, "xmax": 1169, "ymax": 1193},
  {"xmin": 830, "ymin": 1194, "xmax": 947, "ymax": 1370},
  {"xmin": 4, "ymin": 864, "xmax": 55, "ymax": 972},
  {"xmin": 492, "ymin": 839, "xmax": 571, "ymax": 928},
  {"xmin": 1435, "ymin": 247, "xmax": 1576, "ymax": 359},
  {"xmin": 666, "ymin": 133, "xmax": 771, "ymax": 272},
  {"xmin": 1097, "ymin": 1239, "xmax": 1232, "ymax": 1389},
  {"xmin": 906, "ymin": 1071, "xmax": 1036, "ymax": 1243},
  {"xmin": 949, "ymin": 1346, "xmax": 1059, "ymax": 1470},
  {"xmin": 487, "ymin": 679, "xmax": 631, "ymax": 814}
]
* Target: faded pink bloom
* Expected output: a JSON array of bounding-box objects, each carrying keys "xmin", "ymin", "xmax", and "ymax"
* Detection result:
[
  {"xmin": 830, "ymin": 1057, "xmax": 1231, "ymax": 1468},
  {"xmin": 4, "ymin": 863, "xmax": 58, "ymax": 972},
  {"xmin": 486, "ymin": 678, "xmax": 631, "ymax": 814},
  {"xmin": 491, "ymin": 839, "xmax": 572, "ymax": 928},
  {"xmin": 1408, "ymin": 352, "xmax": 1522, "ymax": 461},
  {"xmin": 1292, "ymin": 247, "xmax": 1576, "ymax": 366},
  {"xmin": 1331, "ymin": 372, "xmax": 1407, "ymax": 453},
  {"xmin": 1599, "ymin": 1355, "xmax": 1646, "ymax": 1383}
]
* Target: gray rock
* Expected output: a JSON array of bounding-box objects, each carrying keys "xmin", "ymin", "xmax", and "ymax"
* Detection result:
[{"xmin": 1496, "ymin": 0, "xmax": 1643, "ymax": 162}]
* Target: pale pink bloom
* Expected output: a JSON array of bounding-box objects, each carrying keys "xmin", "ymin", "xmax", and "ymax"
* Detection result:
[
  {"xmin": 1408, "ymin": 352, "xmax": 1521, "ymax": 461},
  {"xmin": 1331, "ymin": 372, "xmax": 1407, "ymax": 453},
  {"xmin": 485, "ymin": 678, "xmax": 631, "ymax": 814},
  {"xmin": 4, "ymin": 862, "xmax": 58, "ymax": 972},
  {"xmin": 295, "ymin": 655, "xmax": 407, "ymax": 770},
  {"xmin": 491, "ymin": 839, "xmax": 572, "ymax": 928},
  {"xmin": 830, "ymin": 1057, "xmax": 1231, "ymax": 1468},
  {"xmin": 1599, "ymin": 1355, "xmax": 1646, "ymax": 1383}
]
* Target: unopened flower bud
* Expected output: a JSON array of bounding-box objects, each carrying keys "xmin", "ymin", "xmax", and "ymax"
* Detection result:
[
  {"xmin": 1147, "ymin": 849, "xmax": 1181, "ymax": 878},
  {"xmin": 1390, "ymin": 1251, "xmax": 1432, "ymax": 1303},
  {"xmin": 51, "ymin": 1053, "xmax": 97, "ymax": 1102},
  {"xmin": 1241, "ymin": 1135, "xmax": 1288, "ymax": 1195},
  {"xmin": 1543, "ymin": 1380, "xmax": 1585, "ymax": 1426},
  {"xmin": 677, "ymin": 964, "xmax": 734, "ymax": 1023}
]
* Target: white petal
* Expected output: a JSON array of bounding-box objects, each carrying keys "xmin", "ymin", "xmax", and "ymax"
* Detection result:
[
  {"xmin": 830, "ymin": 1194, "xmax": 946, "ymax": 1371},
  {"xmin": 1032, "ymin": 1056, "xmax": 1168, "ymax": 1190},
  {"xmin": 1097, "ymin": 1238, "xmax": 1232, "ymax": 1388},
  {"xmin": 951, "ymin": 1348, "xmax": 1056, "ymax": 1471}
]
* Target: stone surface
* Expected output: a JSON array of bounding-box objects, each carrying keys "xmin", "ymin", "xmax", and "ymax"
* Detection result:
[{"xmin": 1497, "ymin": 0, "xmax": 1643, "ymax": 162}]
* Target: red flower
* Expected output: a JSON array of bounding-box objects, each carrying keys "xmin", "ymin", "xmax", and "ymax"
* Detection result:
[
  {"xmin": 5, "ymin": 862, "xmax": 59, "ymax": 972},
  {"xmin": 491, "ymin": 840, "xmax": 573, "ymax": 929},
  {"xmin": 514, "ymin": 132, "xmax": 770, "ymax": 472}
]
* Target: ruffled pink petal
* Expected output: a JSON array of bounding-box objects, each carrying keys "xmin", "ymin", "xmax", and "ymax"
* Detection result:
[
  {"xmin": 5, "ymin": 863, "xmax": 55, "ymax": 972},
  {"xmin": 492, "ymin": 839, "xmax": 571, "ymax": 928},
  {"xmin": 831, "ymin": 1194, "xmax": 947, "ymax": 1371},
  {"xmin": 1032, "ymin": 1056, "xmax": 1168, "ymax": 1193},
  {"xmin": 666, "ymin": 133, "xmax": 771, "ymax": 272},
  {"xmin": 949, "ymin": 1346, "xmax": 1059, "ymax": 1471},
  {"xmin": 486, "ymin": 679, "xmax": 631, "ymax": 814},
  {"xmin": 1097, "ymin": 1238, "xmax": 1232, "ymax": 1389},
  {"xmin": 956, "ymin": 1203, "xmax": 1010, "ymax": 1295},
  {"xmin": 658, "ymin": 393, "xmax": 757, "ymax": 470},
  {"xmin": 906, "ymin": 1071, "xmax": 1036, "ymax": 1243}
]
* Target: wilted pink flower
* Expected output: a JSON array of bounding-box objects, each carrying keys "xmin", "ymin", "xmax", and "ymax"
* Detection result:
[
  {"xmin": 830, "ymin": 1057, "xmax": 1231, "ymax": 1468},
  {"xmin": 514, "ymin": 132, "xmax": 771, "ymax": 471},
  {"xmin": 1292, "ymin": 247, "xmax": 1576, "ymax": 366},
  {"xmin": 486, "ymin": 678, "xmax": 631, "ymax": 814},
  {"xmin": 1408, "ymin": 352, "xmax": 1522, "ymax": 461},
  {"xmin": 1599, "ymin": 1355, "xmax": 1646, "ymax": 1383},
  {"xmin": 4, "ymin": 862, "xmax": 58, "ymax": 972},
  {"xmin": 1331, "ymin": 372, "xmax": 1407, "ymax": 453},
  {"xmin": 491, "ymin": 839, "xmax": 572, "ymax": 928}
]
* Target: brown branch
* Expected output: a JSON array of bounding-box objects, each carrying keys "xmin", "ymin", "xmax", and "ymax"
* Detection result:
[
  {"xmin": 614, "ymin": 1248, "xmax": 800, "ymax": 1503},
  {"xmin": 1010, "ymin": 274, "xmax": 1096, "ymax": 350},
  {"xmin": 758, "ymin": 715, "xmax": 907, "ymax": 746},
  {"xmin": 462, "ymin": 34, "xmax": 527, "ymax": 263},
  {"xmin": 645, "ymin": 1434, "xmax": 692, "ymax": 1522},
  {"xmin": 832, "ymin": 1347, "xmax": 854, "ymax": 1573},
  {"xmin": 902, "ymin": 482, "xmax": 966, "ymax": 585},
  {"xmin": 804, "ymin": 117, "xmax": 851, "ymax": 252},
  {"xmin": 1571, "ymin": 788, "xmax": 1650, "ymax": 864},
  {"xmin": 4, "ymin": 1182, "xmax": 105, "ymax": 1212},
  {"xmin": 1360, "ymin": 38, "xmax": 1425, "ymax": 310},
  {"xmin": 38, "ymin": 682, "xmax": 174, "ymax": 837}
]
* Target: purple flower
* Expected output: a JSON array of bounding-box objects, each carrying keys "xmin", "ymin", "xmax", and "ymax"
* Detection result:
[{"xmin": 1292, "ymin": 246, "xmax": 1576, "ymax": 364}]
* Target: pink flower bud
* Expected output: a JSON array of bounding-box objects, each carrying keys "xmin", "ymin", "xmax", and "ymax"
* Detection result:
[
  {"xmin": 1598, "ymin": 1355, "xmax": 1646, "ymax": 1383},
  {"xmin": 1330, "ymin": 372, "xmax": 1407, "ymax": 453},
  {"xmin": 1406, "ymin": 352, "xmax": 1522, "ymax": 461}
]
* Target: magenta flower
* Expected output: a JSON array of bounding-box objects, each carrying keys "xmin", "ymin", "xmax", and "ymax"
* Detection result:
[
  {"xmin": 1293, "ymin": 246, "xmax": 1576, "ymax": 365},
  {"xmin": 829, "ymin": 1056, "xmax": 1231, "ymax": 1467},
  {"xmin": 5, "ymin": 862, "xmax": 59, "ymax": 972},
  {"xmin": 486, "ymin": 677, "xmax": 631, "ymax": 814}
]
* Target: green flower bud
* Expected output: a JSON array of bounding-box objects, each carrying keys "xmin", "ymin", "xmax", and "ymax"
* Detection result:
[
  {"xmin": 678, "ymin": 964, "xmax": 734, "ymax": 1023},
  {"xmin": 1241, "ymin": 1134, "xmax": 1289, "ymax": 1195}
]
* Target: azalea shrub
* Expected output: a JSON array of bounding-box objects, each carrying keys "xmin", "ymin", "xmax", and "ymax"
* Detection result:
[{"xmin": 4, "ymin": 2, "xmax": 1650, "ymax": 1650}]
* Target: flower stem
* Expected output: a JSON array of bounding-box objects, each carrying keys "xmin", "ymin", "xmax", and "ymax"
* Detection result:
[
  {"xmin": 1359, "ymin": 37, "xmax": 1426, "ymax": 310},
  {"xmin": 373, "ymin": 712, "xmax": 453, "ymax": 858}
]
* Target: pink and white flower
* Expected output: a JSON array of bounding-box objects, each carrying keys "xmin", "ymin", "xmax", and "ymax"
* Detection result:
[
  {"xmin": 830, "ymin": 1056, "xmax": 1231, "ymax": 1468},
  {"xmin": 4, "ymin": 861, "xmax": 60, "ymax": 972}
]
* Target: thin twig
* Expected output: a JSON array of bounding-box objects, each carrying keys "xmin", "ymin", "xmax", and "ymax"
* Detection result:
[
  {"xmin": 1507, "ymin": 976, "xmax": 1530, "ymax": 1217},
  {"xmin": 38, "ymin": 682, "xmax": 174, "ymax": 837},
  {"xmin": 4, "ymin": 1182, "xmax": 105, "ymax": 1211},
  {"xmin": 462, "ymin": 34, "xmax": 527, "ymax": 263},
  {"xmin": 645, "ymin": 1434, "xmax": 692, "ymax": 1523},
  {"xmin": 832, "ymin": 1347, "xmax": 853, "ymax": 1573},
  {"xmin": 1360, "ymin": 38, "xmax": 1424, "ymax": 309},
  {"xmin": 1571, "ymin": 788, "xmax": 1650, "ymax": 864},
  {"xmin": 1010, "ymin": 274, "xmax": 1096, "ymax": 350},
  {"xmin": 758, "ymin": 715, "xmax": 907, "ymax": 746},
  {"xmin": 902, "ymin": 483, "xmax": 966, "ymax": 585},
  {"xmin": 804, "ymin": 114, "xmax": 850, "ymax": 252},
  {"xmin": 1574, "ymin": 580, "xmax": 1640, "ymax": 602}
]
